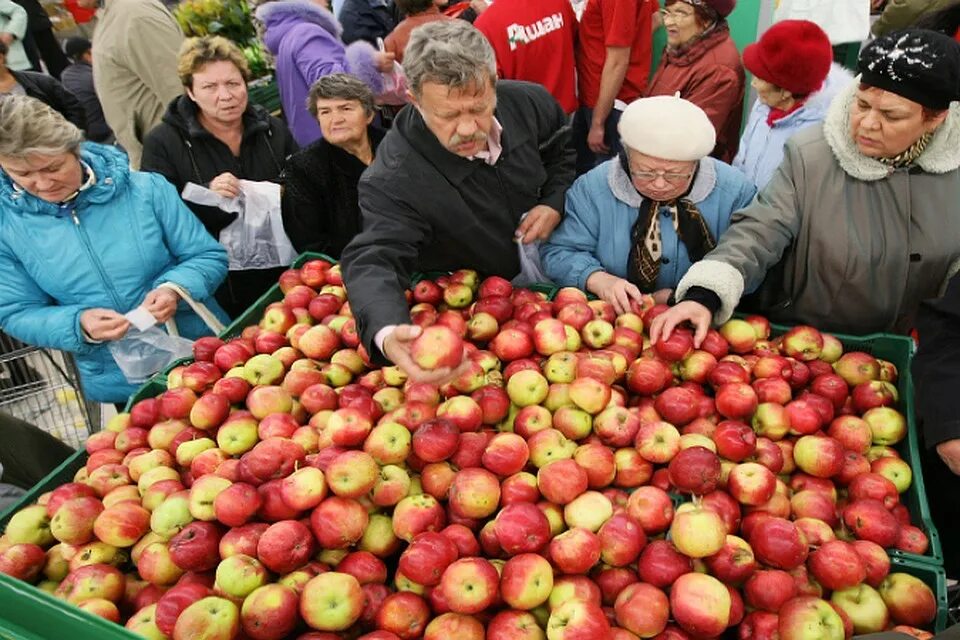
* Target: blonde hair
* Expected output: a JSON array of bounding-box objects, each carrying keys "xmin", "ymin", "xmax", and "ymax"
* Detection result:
[
  {"xmin": 0, "ymin": 95, "xmax": 83, "ymax": 159},
  {"xmin": 177, "ymin": 36, "xmax": 250, "ymax": 88}
]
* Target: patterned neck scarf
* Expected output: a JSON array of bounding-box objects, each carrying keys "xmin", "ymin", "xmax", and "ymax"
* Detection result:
[
  {"xmin": 622, "ymin": 154, "xmax": 717, "ymax": 291},
  {"xmin": 877, "ymin": 131, "xmax": 932, "ymax": 169}
]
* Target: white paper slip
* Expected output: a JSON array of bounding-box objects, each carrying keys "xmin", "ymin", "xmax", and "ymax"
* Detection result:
[{"xmin": 125, "ymin": 306, "xmax": 158, "ymax": 332}]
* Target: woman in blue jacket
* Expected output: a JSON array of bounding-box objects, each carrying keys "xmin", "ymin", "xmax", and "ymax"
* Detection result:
[
  {"xmin": 0, "ymin": 95, "xmax": 229, "ymax": 404},
  {"xmin": 542, "ymin": 95, "xmax": 756, "ymax": 314},
  {"xmin": 733, "ymin": 20, "xmax": 854, "ymax": 190}
]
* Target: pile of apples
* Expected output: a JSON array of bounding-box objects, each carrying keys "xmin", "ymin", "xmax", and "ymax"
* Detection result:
[{"xmin": 0, "ymin": 259, "xmax": 943, "ymax": 640}]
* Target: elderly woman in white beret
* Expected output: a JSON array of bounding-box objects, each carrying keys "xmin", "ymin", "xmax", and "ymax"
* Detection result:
[{"xmin": 541, "ymin": 95, "xmax": 757, "ymax": 314}]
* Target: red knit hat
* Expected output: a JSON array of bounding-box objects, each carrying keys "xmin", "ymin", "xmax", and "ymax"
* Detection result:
[
  {"xmin": 743, "ymin": 20, "xmax": 833, "ymax": 96},
  {"xmin": 676, "ymin": 0, "xmax": 737, "ymax": 19}
]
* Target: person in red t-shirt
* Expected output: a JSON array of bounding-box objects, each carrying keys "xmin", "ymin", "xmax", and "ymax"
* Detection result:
[
  {"xmin": 574, "ymin": 0, "xmax": 659, "ymax": 174},
  {"xmin": 474, "ymin": 0, "xmax": 578, "ymax": 114}
]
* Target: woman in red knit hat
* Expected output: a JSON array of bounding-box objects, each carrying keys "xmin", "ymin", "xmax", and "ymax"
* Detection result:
[
  {"xmin": 645, "ymin": 0, "xmax": 745, "ymax": 163},
  {"xmin": 733, "ymin": 20, "xmax": 854, "ymax": 189}
]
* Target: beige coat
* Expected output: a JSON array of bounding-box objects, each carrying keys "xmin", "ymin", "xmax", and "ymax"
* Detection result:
[
  {"xmin": 677, "ymin": 80, "xmax": 960, "ymax": 335},
  {"xmin": 92, "ymin": 0, "xmax": 184, "ymax": 169}
]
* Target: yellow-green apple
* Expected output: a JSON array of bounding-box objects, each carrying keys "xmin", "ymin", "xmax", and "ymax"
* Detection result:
[
  {"xmin": 311, "ymin": 496, "xmax": 369, "ymax": 548},
  {"xmin": 494, "ymin": 502, "xmax": 551, "ymax": 555},
  {"xmin": 500, "ymin": 553, "xmax": 554, "ymax": 610},
  {"xmin": 467, "ymin": 311, "xmax": 499, "ymax": 342},
  {"xmin": 299, "ymin": 572, "xmax": 364, "ymax": 631},
  {"xmin": 362, "ymin": 421, "xmax": 411, "ymax": 466},
  {"xmin": 544, "ymin": 352, "xmax": 577, "ymax": 384},
  {"xmin": 670, "ymin": 572, "xmax": 731, "ymax": 637},
  {"xmin": 214, "ymin": 417, "xmax": 259, "ymax": 457},
  {"xmin": 625, "ymin": 486, "xmax": 673, "ymax": 535},
  {"xmin": 438, "ymin": 557, "xmax": 500, "ymax": 614},
  {"xmin": 149, "ymin": 491, "xmax": 193, "ymax": 540},
  {"xmin": 551, "ymin": 406, "xmax": 592, "ymax": 441},
  {"xmin": 833, "ymin": 352, "xmax": 880, "ymax": 386},
  {"xmin": 76, "ymin": 597, "xmax": 119, "ymax": 622},
  {"xmin": 448, "ymin": 467, "xmax": 501, "ymax": 519},
  {"xmin": 878, "ymin": 572, "xmax": 937, "ymax": 627},
  {"xmin": 727, "ymin": 462, "xmax": 777, "ymax": 506},
  {"xmin": 323, "ymin": 450, "xmax": 378, "ymax": 499},
  {"xmin": 256, "ymin": 519, "xmax": 315, "ymax": 574},
  {"xmin": 781, "ymin": 325, "xmax": 824, "ymax": 361},
  {"xmin": 843, "ymin": 499, "xmax": 900, "ymax": 547},
  {"xmin": 214, "ymin": 554, "xmax": 268, "ymax": 599},
  {"xmin": 55, "ymin": 563, "xmax": 125, "ymax": 604},
  {"xmin": 188, "ymin": 475, "xmax": 232, "ymax": 522},
  {"xmin": 537, "ymin": 459, "xmax": 588, "ymax": 505},
  {"xmin": 633, "ymin": 421, "xmax": 679, "ymax": 465},
  {"xmin": 614, "ymin": 582, "xmax": 669, "ymax": 637},
  {"xmin": 548, "ymin": 527, "xmax": 600, "ymax": 574},
  {"xmin": 679, "ymin": 350, "xmax": 718, "ymax": 384},
  {"xmin": 751, "ymin": 402, "xmax": 790, "ymax": 441},
  {"xmin": 171, "ymin": 596, "xmax": 239, "ymax": 640},
  {"xmin": 546, "ymin": 599, "xmax": 611, "ymax": 639},
  {"xmin": 92, "ymin": 501, "xmax": 150, "ymax": 548},
  {"xmin": 670, "ymin": 503, "xmax": 725, "ymax": 558},
  {"xmin": 793, "ymin": 435, "xmax": 845, "ymax": 479},
  {"xmin": 175, "ymin": 437, "xmax": 217, "ymax": 468},
  {"xmin": 71, "ymin": 540, "xmax": 125, "ymax": 570},
  {"xmin": 49, "ymin": 496, "xmax": 103, "ymax": 545},
  {"xmin": 567, "ymin": 377, "xmax": 611, "ymax": 416},
  {"xmin": 548, "ymin": 574, "xmax": 603, "ymax": 611},
  {"xmin": 871, "ymin": 455, "xmax": 912, "ymax": 493},
  {"xmin": 716, "ymin": 319, "xmax": 755, "ymax": 354},
  {"xmin": 830, "ymin": 584, "xmax": 889, "ymax": 634},
  {"xmin": 136, "ymin": 465, "xmax": 179, "ymax": 497},
  {"xmin": 359, "ymin": 513, "xmax": 401, "ymax": 558},
  {"xmin": 563, "ymin": 490, "xmax": 612, "ymax": 532},
  {"xmin": 507, "ymin": 369, "xmax": 549, "ymax": 407},
  {"xmin": 778, "ymin": 596, "xmax": 846, "ymax": 640}
]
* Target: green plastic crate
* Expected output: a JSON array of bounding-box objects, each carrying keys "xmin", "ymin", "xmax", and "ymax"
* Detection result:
[
  {"xmin": 889, "ymin": 556, "xmax": 950, "ymax": 633},
  {"xmin": 768, "ymin": 325, "xmax": 942, "ymax": 568}
]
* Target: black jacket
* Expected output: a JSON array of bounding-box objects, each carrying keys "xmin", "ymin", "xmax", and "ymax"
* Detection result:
[
  {"xmin": 341, "ymin": 80, "xmax": 575, "ymax": 362},
  {"xmin": 11, "ymin": 70, "xmax": 86, "ymax": 132},
  {"xmin": 140, "ymin": 95, "xmax": 298, "ymax": 237},
  {"xmin": 914, "ymin": 273, "xmax": 960, "ymax": 448},
  {"xmin": 281, "ymin": 126, "xmax": 385, "ymax": 259},
  {"xmin": 339, "ymin": 0, "xmax": 396, "ymax": 45},
  {"xmin": 60, "ymin": 62, "xmax": 113, "ymax": 143}
]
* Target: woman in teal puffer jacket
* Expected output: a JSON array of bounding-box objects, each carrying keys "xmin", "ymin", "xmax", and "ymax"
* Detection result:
[{"xmin": 0, "ymin": 95, "xmax": 229, "ymax": 404}]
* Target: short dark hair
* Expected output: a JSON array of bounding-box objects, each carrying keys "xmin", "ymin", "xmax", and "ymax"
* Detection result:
[
  {"xmin": 397, "ymin": 0, "xmax": 434, "ymax": 16},
  {"xmin": 306, "ymin": 73, "xmax": 376, "ymax": 118}
]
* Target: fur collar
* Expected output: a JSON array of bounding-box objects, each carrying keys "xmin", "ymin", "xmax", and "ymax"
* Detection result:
[
  {"xmin": 607, "ymin": 156, "xmax": 718, "ymax": 207},
  {"xmin": 822, "ymin": 76, "xmax": 960, "ymax": 181},
  {"xmin": 255, "ymin": 0, "xmax": 342, "ymax": 39}
]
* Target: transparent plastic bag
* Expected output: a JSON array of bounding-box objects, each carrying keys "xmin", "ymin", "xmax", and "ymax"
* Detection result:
[
  {"xmin": 108, "ymin": 326, "xmax": 194, "ymax": 384},
  {"xmin": 511, "ymin": 211, "xmax": 553, "ymax": 288}
]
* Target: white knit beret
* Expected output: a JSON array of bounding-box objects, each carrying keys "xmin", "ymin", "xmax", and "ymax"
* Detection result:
[{"xmin": 618, "ymin": 94, "xmax": 717, "ymax": 161}]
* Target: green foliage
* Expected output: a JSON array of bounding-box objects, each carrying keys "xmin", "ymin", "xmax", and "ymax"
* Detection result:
[{"xmin": 174, "ymin": 0, "xmax": 272, "ymax": 78}]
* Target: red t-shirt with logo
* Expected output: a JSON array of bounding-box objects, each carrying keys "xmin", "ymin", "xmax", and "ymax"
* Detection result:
[
  {"xmin": 475, "ymin": 0, "xmax": 579, "ymax": 113},
  {"xmin": 576, "ymin": 0, "xmax": 657, "ymax": 109}
]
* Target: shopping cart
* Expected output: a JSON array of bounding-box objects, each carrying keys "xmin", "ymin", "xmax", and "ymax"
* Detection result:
[{"xmin": 0, "ymin": 332, "xmax": 99, "ymax": 449}]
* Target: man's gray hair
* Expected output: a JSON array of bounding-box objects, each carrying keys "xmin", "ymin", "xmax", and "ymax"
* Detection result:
[
  {"xmin": 0, "ymin": 95, "xmax": 83, "ymax": 159},
  {"xmin": 403, "ymin": 20, "xmax": 497, "ymax": 97},
  {"xmin": 307, "ymin": 73, "xmax": 376, "ymax": 117}
]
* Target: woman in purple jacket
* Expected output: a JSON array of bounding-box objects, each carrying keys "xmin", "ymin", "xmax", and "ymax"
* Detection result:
[{"xmin": 256, "ymin": 0, "xmax": 393, "ymax": 147}]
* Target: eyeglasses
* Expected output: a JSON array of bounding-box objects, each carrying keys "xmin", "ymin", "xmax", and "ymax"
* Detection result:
[
  {"xmin": 630, "ymin": 167, "xmax": 696, "ymax": 183},
  {"xmin": 660, "ymin": 8, "xmax": 696, "ymax": 22}
]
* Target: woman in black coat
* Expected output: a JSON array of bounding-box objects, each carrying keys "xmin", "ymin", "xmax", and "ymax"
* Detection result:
[
  {"xmin": 281, "ymin": 73, "xmax": 383, "ymax": 259},
  {"xmin": 141, "ymin": 36, "xmax": 297, "ymax": 318}
]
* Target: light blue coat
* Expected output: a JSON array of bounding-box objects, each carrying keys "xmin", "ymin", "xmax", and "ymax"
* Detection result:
[
  {"xmin": 541, "ymin": 157, "xmax": 757, "ymax": 292},
  {"xmin": 733, "ymin": 64, "xmax": 855, "ymax": 190},
  {"xmin": 0, "ymin": 143, "xmax": 229, "ymax": 403}
]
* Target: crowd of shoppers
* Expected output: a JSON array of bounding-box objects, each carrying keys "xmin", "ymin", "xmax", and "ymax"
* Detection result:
[{"xmin": 2, "ymin": 0, "xmax": 960, "ymax": 577}]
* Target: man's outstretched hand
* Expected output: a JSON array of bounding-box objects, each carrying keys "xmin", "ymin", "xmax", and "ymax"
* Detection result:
[{"xmin": 382, "ymin": 324, "xmax": 470, "ymax": 385}]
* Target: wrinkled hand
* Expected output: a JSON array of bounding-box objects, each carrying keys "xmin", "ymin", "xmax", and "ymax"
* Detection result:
[
  {"xmin": 516, "ymin": 205, "xmax": 561, "ymax": 244},
  {"xmin": 587, "ymin": 272, "xmax": 644, "ymax": 316},
  {"xmin": 80, "ymin": 309, "xmax": 130, "ymax": 342},
  {"xmin": 375, "ymin": 51, "xmax": 396, "ymax": 73},
  {"xmin": 587, "ymin": 121, "xmax": 608, "ymax": 155},
  {"xmin": 383, "ymin": 324, "xmax": 470, "ymax": 385},
  {"xmin": 142, "ymin": 287, "xmax": 180, "ymax": 324},
  {"xmin": 648, "ymin": 300, "xmax": 712, "ymax": 347},
  {"xmin": 209, "ymin": 172, "xmax": 241, "ymax": 199},
  {"xmin": 470, "ymin": 0, "xmax": 489, "ymax": 14},
  {"xmin": 937, "ymin": 439, "xmax": 960, "ymax": 475}
]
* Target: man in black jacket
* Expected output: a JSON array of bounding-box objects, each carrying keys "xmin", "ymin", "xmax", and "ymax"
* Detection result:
[
  {"xmin": 913, "ymin": 272, "xmax": 960, "ymax": 577},
  {"xmin": 340, "ymin": 19, "xmax": 575, "ymax": 380},
  {"xmin": 61, "ymin": 37, "xmax": 113, "ymax": 143}
]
